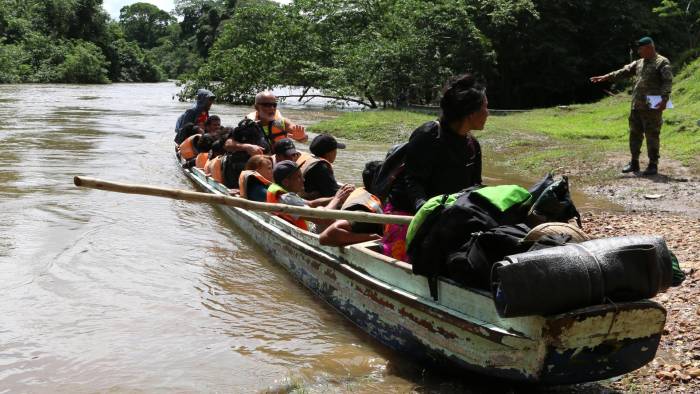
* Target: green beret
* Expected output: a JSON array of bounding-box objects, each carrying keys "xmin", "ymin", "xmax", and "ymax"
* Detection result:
[{"xmin": 637, "ymin": 37, "xmax": 654, "ymax": 47}]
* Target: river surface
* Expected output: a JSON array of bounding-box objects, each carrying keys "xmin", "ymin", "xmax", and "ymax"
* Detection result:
[{"xmin": 0, "ymin": 83, "xmax": 615, "ymax": 393}]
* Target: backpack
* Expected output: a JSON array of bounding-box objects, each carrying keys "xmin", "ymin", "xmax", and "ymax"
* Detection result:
[
  {"xmin": 369, "ymin": 142, "xmax": 409, "ymax": 202},
  {"xmin": 445, "ymin": 224, "xmax": 568, "ymax": 289},
  {"xmin": 407, "ymin": 188, "xmax": 498, "ymax": 299},
  {"xmin": 232, "ymin": 118, "xmax": 271, "ymax": 153},
  {"xmin": 219, "ymin": 119, "xmax": 271, "ymax": 189},
  {"xmin": 529, "ymin": 175, "xmax": 582, "ymax": 227}
]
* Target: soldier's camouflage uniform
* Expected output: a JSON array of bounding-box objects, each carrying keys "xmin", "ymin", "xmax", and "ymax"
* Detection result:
[{"xmin": 606, "ymin": 54, "xmax": 673, "ymax": 165}]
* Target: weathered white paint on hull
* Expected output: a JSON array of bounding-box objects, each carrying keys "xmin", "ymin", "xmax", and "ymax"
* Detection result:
[{"xmin": 181, "ymin": 165, "xmax": 666, "ymax": 383}]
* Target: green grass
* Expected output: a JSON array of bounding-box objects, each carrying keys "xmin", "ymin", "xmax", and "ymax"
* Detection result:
[
  {"xmin": 308, "ymin": 109, "xmax": 434, "ymax": 144},
  {"xmin": 310, "ymin": 58, "xmax": 700, "ymax": 180}
]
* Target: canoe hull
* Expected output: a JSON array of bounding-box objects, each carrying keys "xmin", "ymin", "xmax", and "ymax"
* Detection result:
[{"xmin": 180, "ymin": 165, "xmax": 666, "ymax": 384}]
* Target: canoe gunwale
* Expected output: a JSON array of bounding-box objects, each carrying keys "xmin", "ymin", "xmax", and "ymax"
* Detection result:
[{"xmin": 178, "ymin": 159, "xmax": 667, "ymax": 384}]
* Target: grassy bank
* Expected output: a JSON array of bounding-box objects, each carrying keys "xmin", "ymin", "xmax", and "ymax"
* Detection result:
[{"xmin": 310, "ymin": 59, "xmax": 700, "ymax": 181}]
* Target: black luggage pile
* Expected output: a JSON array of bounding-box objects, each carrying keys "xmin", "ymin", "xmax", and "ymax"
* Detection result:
[
  {"xmin": 405, "ymin": 173, "xmax": 681, "ymax": 316},
  {"xmin": 408, "ymin": 174, "xmax": 579, "ymax": 295},
  {"xmin": 491, "ymin": 235, "xmax": 673, "ymax": 317}
]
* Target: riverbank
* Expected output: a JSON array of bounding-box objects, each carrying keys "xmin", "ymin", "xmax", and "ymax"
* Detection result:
[
  {"xmin": 309, "ymin": 103, "xmax": 700, "ymax": 392},
  {"xmin": 309, "ymin": 95, "xmax": 699, "ymax": 218}
]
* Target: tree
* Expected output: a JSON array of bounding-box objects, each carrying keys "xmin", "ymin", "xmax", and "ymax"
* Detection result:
[
  {"xmin": 57, "ymin": 40, "xmax": 109, "ymax": 83},
  {"xmin": 119, "ymin": 2, "xmax": 175, "ymax": 49},
  {"xmin": 654, "ymin": 0, "xmax": 700, "ymax": 65}
]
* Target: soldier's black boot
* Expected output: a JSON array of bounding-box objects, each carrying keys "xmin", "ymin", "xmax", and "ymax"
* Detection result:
[
  {"xmin": 622, "ymin": 160, "xmax": 640, "ymax": 173},
  {"xmin": 642, "ymin": 163, "xmax": 658, "ymax": 176}
]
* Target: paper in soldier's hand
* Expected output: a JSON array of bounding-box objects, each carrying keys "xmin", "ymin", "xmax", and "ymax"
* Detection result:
[{"xmin": 647, "ymin": 95, "xmax": 674, "ymax": 109}]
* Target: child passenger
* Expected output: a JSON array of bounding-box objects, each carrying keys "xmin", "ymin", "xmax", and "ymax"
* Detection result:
[{"xmin": 238, "ymin": 155, "xmax": 273, "ymax": 202}]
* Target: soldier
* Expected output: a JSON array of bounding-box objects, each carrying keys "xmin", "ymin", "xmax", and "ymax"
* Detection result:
[{"xmin": 590, "ymin": 36, "xmax": 673, "ymax": 176}]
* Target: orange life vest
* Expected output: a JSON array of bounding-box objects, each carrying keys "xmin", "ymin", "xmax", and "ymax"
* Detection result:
[
  {"xmin": 206, "ymin": 155, "xmax": 224, "ymax": 184},
  {"xmin": 341, "ymin": 187, "xmax": 383, "ymax": 214},
  {"xmin": 195, "ymin": 152, "xmax": 209, "ymax": 169},
  {"xmin": 297, "ymin": 153, "xmax": 333, "ymax": 178},
  {"xmin": 238, "ymin": 170, "xmax": 272, "ymax": 199},
  {"xmin": 178, "ymin": 135, "xmax": 199, "ymax": 160},
  {"xmin": 266, "ymin": 183, "xmax": 309, "ymax": 231},
  {"xmin": 246, "ymin": 110, "xmax": 305, "ymax": 143}
]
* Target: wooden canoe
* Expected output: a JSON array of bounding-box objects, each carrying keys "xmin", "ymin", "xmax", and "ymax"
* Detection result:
[{"xmin": 179, "ymin": 161, "xmax": 666, "ymax": 384}]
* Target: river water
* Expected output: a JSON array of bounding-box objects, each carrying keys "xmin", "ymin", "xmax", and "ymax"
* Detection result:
[{"xmin": 0, "ymin": 83, "xmax": 613, "ymax": 393}]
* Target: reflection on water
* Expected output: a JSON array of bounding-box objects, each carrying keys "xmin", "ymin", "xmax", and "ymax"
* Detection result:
[{"xmin": 0, "ymin": 83, "xmax": 611, "ymax": 393}]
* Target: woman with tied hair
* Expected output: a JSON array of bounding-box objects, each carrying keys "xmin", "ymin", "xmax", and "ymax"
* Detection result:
[{"xmin": 382, "ymin": 73, "xmax": 489, "ymax": 261}]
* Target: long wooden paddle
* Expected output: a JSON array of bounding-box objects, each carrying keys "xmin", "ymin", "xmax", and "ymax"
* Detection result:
[{"xmin": 73, "ymin": 176, "xmax": 413, "ymax": 225}]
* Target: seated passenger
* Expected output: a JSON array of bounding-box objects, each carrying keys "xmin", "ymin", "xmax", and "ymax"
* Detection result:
[
  {"xmin": 319, "ymin": 187, "xmax": 384, "ymax": 247},
  {"xmin": 174, "ymin": 122, "xmax": 201, "ymax": 145},
  {"xmin": 379, "ymin": 74, "xmax": 488, "ymax": 262},
  {"xmin": 272, "ymin": 138, "xmax": 301, "ymax": 165},
  {"xmin": 179, "ymin": 133, "xmax": 214, "ymax": 164},
  {"xmin": 239, "ymin": 155, "xmax": 273, "ymax": 202},
  {"xmin": 204, "ymin": 115, "xmax": 222, "ymax": 136},
  {"xmin": 175, "ymin": 88, "xmax": 215, "ymax": 137},
  {"xmin": 267, "ymin": 160, "xmax": 354, "ymax": 231},
  {"xmin": 195, "ymin": 150, "xmax": 209, "ymax": 169},
  {"xmin": 247, "ymin": 91, "xmax": 308, "ymax": 143},
  {"xmin": 297, "ymin": 134, "xmax": 346, "ymax": 199},
  {"xmin": 223, "ymin": 119, "xmax": 271, "ymax": 188}
]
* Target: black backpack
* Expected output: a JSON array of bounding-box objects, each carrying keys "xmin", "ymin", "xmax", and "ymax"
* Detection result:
[
  {"xmin": 408, "ymin": 189, "xmax": 499, "ymax": 298},
  {"xmin": 219, "ymin": 119, "xmax": 271, "ymax": 189},
  {"xmin": 231, "ymin": 119, "xmax": 271, "ymax": 153},
  {"xmin": 369, "ymin": 142, "xmax": 409, "ymax": 202},
  {"xmin": 529, "ymin": 175, "xmax": 582, "ymax": 227},
  {"xmin": 445, "ymin": 224, "xmax": 568, "ymax": 290}
]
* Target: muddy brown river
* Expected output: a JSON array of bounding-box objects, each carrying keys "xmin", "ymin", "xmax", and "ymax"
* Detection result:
[{"xmin": 0, "ymin": 83, "xmax": 617, "ymax": 392}]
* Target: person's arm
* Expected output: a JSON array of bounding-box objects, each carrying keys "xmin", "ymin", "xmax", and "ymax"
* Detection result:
[
  {"xmin": 305, "ymin": 183, "xmax": 354, "ymax": 208},
  {"xmin": 319, "ymin": 220, "xmax": 382, "ymax": 246},
  {"xmin": 656, "ymin": 60, "xmax": 673, "ymax": 110},
  {"xmin": 306, "ymin": 196, "xmax": 333, "ymax": 208},
  {"xmin": 473, "ymin": 138, "xmax": 483, "ymax": 186},
  {"xmin": 590, "ymin": 61, "xmax": 637, "ymax": 83},
  {"xmin": 284, "ymin": 118, "xmax": 308, "ymax": 142},
  {"xmin": 224, "ymin": 138, "xmax": 264, "ymax": 156}
]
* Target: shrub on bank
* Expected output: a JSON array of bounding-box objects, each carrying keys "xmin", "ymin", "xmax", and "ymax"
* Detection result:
[{"xmin": 57, "ymin": 41, "xmax": 109, "ymax": 84}]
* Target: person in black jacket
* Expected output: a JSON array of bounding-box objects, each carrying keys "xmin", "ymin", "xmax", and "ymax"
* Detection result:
[
  {"xmin": 380, "ymin": 74, "xmax": 488, "ymax": 261},
  {"xmin": 392, "ymin": 73, "xmax": 487, "ymax": 213}
]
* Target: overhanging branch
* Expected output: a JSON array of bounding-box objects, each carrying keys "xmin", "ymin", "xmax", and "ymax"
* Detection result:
[{"xmin": 277, "ymin": 94, "xmax": 377, "ymax": 108}]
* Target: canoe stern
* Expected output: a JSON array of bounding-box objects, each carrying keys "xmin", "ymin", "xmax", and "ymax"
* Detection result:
[{"xmin": 539, "ymin": 301, "xmax": 666, "ymax": 384}]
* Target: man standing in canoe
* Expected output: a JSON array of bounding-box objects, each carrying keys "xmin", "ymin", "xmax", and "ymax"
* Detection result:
[
  {"xmin": 247, "ymin": 91, "xmax": 308, "ymax": 144},
  {"xmin": 175, "ymin": 88, "xmax": 216, "ymax": 134},
  {"xmin": 590, "ymin": 37, "xmax": 673, "ymax": 176}
]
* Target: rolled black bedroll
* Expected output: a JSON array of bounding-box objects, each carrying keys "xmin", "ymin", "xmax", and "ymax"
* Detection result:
[{"xmin": 491, "ymin": 236, "xmax": 672, "ymax": 317}]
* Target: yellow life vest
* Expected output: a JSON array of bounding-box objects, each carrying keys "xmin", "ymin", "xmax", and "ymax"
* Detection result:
[
  {"xmin": 247, "ymin": 110, "xmax": 288, "ymax": 143},
  {"xmin": 266, "ymin": 183, "xmax": 309, "ymax": 231}
]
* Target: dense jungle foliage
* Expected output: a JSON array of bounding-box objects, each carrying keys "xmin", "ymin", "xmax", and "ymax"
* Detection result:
[{"xmin": 2, "ymin": 0, "xmax": 700, "ymax": 108}]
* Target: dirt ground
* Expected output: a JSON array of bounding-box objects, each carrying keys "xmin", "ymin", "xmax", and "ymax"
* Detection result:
[
  {"xmin": 583, "ymin": 155, "xmax": 700, "ymax": 218},
  {"xmin": 574, "ymin": 157, "xmax": 700, "ymax": 392}
]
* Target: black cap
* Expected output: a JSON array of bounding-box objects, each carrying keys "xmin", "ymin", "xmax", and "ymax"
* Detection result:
[
  {"xmin": 637, "ymin": 36, "xmax": 654, "ymax": 47},
  {"xmin": 273, "ymin": 160, "xmax": 300, "ymax": 184},
  {"xmin": 310, "ymin": 134, "xmax": 346, "ymax": 156},
  {"xmin": 273, "ymin": 138, "xmax": 298, "ymax": 157}
]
